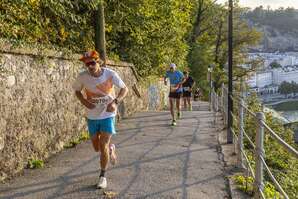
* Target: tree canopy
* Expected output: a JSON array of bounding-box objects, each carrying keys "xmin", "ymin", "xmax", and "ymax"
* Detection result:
[
  {"xmin": 0, "ymin": 0, "xmax": 197, "ymax": 77},
  {"xmin": 187, "ymin": 0, "xmax": 261, "ymax": 94},
  {"xmin": 244, "ymin": 6, "xmax": 298, "ymax": 35},
  {"xmin": 279, "ymin": 81, "xmax": 298, "ymax": 96},
  {"xmin": 270, "ymin": 61, "xmax": 282, "ymax": 69}
]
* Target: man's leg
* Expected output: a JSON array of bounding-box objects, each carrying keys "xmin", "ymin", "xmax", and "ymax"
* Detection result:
[
  {"xmin": 169, "ymin": 97, "xmax": 175, "ymax": 120},
  {"xmin": 99, "ymin": 132, "xmax": 112, "ymax": 174},
  {"xmin": 91, "ymin": 133, "xmax": 100, "ymax": 152},
  {"xmin": 96, "ymin": 132, "xmax": 112, "ymax": 189},
  {"xmin": 176, "ymin": 95, "xmax": 181, "ymax": 118},
  {"xmin": 187, "ymin": 97, "xmax": 192, "ymax": 111},
  {"xmin": 183, "ymin": 97, "xmax": 187, "ymax": 110}
]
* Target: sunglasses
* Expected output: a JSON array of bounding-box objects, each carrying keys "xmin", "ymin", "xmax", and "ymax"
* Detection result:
[{"xmin": 85, "ymin": 61, "xmax": 97, "ymax": 67}]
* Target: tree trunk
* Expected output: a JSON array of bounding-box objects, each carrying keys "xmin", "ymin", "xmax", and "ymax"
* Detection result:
[
  {"xmin": 94, "ymin": 1, "xmax": 106, "ymax": 63},
  {"xmin": 214, "ymin": 19, "xmax": 223, "ymax": 64}
]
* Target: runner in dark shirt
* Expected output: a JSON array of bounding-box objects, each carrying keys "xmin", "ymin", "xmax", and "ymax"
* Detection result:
[
  {"xmin": 182, "ymin": 71, "xmax": 195, "ymax": 111},
  {"xmin": 194, "ymin": 87, "xmax": 202, "ymax": 101}
]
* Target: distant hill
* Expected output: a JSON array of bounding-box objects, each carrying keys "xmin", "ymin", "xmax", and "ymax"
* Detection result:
[{"xmin": 244, "ymin": 7, "xmax": 298, "ymax": 52}]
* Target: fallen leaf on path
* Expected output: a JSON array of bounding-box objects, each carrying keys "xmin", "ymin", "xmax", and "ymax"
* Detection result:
[{"xmin": 103, "ymin": 191, "xmax": 118, "ymax": 198}]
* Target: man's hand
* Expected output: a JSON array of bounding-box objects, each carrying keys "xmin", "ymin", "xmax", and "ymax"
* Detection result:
[
  {"xmin": 75, "ymin": 91, "xmax": 96, "ymax": 109},
  {"xmin": 106, "ymin": 101, "xmax": 117, "ymax": 112}
]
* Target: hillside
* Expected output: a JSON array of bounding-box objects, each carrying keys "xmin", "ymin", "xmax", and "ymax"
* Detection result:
[{"xmin": 244, "ymin": 7, "xmax": 298, "ymax": 52}]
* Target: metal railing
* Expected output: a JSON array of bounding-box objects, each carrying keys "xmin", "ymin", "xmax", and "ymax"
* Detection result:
[{"xmin": 210, "ymin": 84, "xmax": 298, "ymax": 199}]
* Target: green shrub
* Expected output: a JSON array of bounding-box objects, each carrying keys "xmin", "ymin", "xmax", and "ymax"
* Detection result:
[
  {"xmin": 28, "ymin": 159, "xmax": 44, "ymax": 169},
  {"xmin": 64, "ymin": 131, "xmax": 89, "ymax": 148}
]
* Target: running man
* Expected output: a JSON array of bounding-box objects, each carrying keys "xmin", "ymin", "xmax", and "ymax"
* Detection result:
[
  {"xmin": 164, "ymin": 63, "xmax": 184, "ymax": 126},
  {"xmin": 182, "ymin": 71, "xmax": 195, "ymax": 111},
  {"xmin": 194, "ymin": 87, "xmax": 202, "ymax": 101},
  {"xmin": 73, "ymin": 50, "xmax": 128, "ymax": 189}
]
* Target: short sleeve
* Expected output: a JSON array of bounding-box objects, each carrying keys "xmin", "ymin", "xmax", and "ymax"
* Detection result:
[
  {"xmin": 165, "ymin": 71, "xmax": 169, "ymax": 78},
  {"xmin": 72, "ymin": 75, "xmax": 83, "ymax": 91},
  {"xmin": 178, "ymin": 71, "xmax": 184, "ymax": 81},
  {"xmin": 111, "ymin": 71, "xmax": 126, "ymax": 88}
]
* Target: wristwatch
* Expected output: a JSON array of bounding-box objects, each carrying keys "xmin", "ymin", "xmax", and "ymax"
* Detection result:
[{"xmin": 113, "ymin": 98, "xmax": 119, "ymax": 105}]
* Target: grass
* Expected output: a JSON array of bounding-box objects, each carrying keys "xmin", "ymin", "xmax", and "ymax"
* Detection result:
[
  {"xmin": 28, "ymin": 159, "xmax": 44, "ymax": 169},
  {"xmin": 232, "ymin": 175, "xmax": 281, "ymax": 198},
  {"xmin": 64, "ymin": 131, "xmax": 90, "ymax": 149}
]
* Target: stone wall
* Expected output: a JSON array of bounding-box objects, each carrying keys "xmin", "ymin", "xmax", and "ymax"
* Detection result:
[{"xmin": 0, "ymin": 44, "xmax": 167, "ymax": 181}]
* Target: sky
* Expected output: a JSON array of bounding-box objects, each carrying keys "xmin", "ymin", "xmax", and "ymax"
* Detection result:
[{"xmin": 217, "ymin": 0, "xmax": 298, "ymax": 9}]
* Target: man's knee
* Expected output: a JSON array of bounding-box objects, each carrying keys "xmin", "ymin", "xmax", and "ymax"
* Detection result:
[
  {"xmin": 91, "ymin": 134, "xmax": 100, "ymax": 152},
  {"xmin": 99, "ymin": 138, "xmax": 110, "ymax": 152},
  {"xmin": 99, "ymin": 140, "xmax": 108, "ymax": 148}
]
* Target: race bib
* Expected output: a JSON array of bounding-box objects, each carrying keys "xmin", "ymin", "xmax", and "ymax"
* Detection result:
[
  {"xmin": 94, "ymin": 96, "xmax": 110, "ymax": 105},
  {"xmin": 183, "ymin": 87, "xmax": 190, "ymax": 91},
  {"xmin": 170, "ymin": 84, "xmax": 178, "ymax": 92},
  {"xmin": 93, "ymin": 96, "xmax": 113, "ymax": 114}
]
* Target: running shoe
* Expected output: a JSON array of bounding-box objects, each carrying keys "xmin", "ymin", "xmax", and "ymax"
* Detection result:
[
  {"xmin": 171, "ymin": 120, "xmax": 177, "ymax": 126},
  {"xmin": 97, "ymin": 176, "xmax": 107, "ymax": 189},
  {"xmin": 177, "ymin": 112, "xmax": 181, "ymax": 119}
]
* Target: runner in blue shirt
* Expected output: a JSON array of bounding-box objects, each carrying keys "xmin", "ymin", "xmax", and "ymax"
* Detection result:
[{"xmin": 164, "ymin": 63, "xmax": 184, "ymax": 126}]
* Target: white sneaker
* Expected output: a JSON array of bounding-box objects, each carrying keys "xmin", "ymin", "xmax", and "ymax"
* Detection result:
[
  {"xmin": 109, "ymin": 144, "xmax": 117, "ymax": 165},
  {"xmin": 97, "ymin": 176, "xmax": 107, "ymax": 189}
]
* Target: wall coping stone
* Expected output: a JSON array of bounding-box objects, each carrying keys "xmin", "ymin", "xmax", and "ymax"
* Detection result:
[{"xmin": 0, "ymin": 39, "xmax": 140, "ymax": 81}]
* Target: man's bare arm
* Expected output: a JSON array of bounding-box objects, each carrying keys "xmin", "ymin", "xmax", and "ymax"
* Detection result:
[
  {"xmin": 164, "ymin": 77, "xmax": 167, "ymax": 85},
  {"xmin": 75, "ymin": 91, "xmax": 95, "ymax": 109},
  {"xmin": 115, "ymin": 87, "xmax": 129, "ymax": 102},
  {"xmin": 106, "ymin": 86, "xmax": 128, "ymax": 112}
]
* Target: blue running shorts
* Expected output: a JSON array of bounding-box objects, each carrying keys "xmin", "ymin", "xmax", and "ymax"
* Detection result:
[{"xmin": 87, "ymin": 117, "xmax": 116, "ymax": 137}]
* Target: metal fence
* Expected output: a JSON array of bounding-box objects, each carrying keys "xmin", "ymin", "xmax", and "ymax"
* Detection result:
[{"xmin": 210, "ymin": 84, "xmax": 298, "ymax": 199}]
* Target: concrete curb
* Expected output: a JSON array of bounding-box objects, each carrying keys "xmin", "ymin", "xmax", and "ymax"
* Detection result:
[{"xmin": 215, "ymin": 113, "xmax": 251, "ymax": 199}]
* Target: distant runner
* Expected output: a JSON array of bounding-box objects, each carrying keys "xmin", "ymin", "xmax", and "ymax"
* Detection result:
[
  {"xmin": 164, "ymin": 63, "xmax": 184, "ymax": 126},
  {"xmin": 182, "ymin": 71, "xmax": 195, "ymax": 111},
  {"xmin": 194, "ymin": 87, "xmax": 202, "ymax": 101},
  {"xmin": 73, "ymin": 50, "xmax": 128, "ymax": 189}
]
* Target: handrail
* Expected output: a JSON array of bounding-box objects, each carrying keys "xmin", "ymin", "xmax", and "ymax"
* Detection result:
[
  {"xmin": 231, "ymin": 112, "xmax": 238, "ymax": 123},
  {"xmin": 260, "ymin": 156, "xmax": 289, "ymax": 199},
  {"xmin": 241, "ymin": 126, "xmax": 256, "ymax": 149},
  {"xmin": 259, "ymin": 189, "xmax": 266, "ymax": 199},
  {"xmin": 231, "ymin": 128, "xmax": 238, "ymax": 141},
  {"xmin": 211, "ymin": 85, "xmax": 298, "ymax": 199},
  {"xmin": 240, "ymin": 147, "xmax": 255, "ymax": 178},
  {"xmin": 262, "ymin": 121, "xmax": 298, "ymax": 158}
]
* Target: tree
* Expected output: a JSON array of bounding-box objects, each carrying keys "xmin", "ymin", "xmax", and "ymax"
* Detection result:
[
  {"xmin": 0, "ymin": 0, "xmax": 198, "ymax": 77},
  {"xmin": 187, "ymin": 1, "xmax": 261, "ymax": 94},
  {"xmin": 269, "ymin": 61, "xmax": 282, "ymax": 69},
  {"xmin": 103, "ymin": 0, "xmax": 198, "ymax": 76},
  {"xmin": 279, "ymin": 81, "xmax": 294, "ymax": 97}
]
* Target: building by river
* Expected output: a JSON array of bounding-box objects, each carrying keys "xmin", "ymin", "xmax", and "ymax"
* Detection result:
[{"xmin": 247, "ymin": 65, "xmax": 298, "ymax": 94}]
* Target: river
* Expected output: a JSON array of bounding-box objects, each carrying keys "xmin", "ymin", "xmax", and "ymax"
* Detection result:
[{"xmin": 270, "ymin": 100, "xmax": 298, "ymax": 123}]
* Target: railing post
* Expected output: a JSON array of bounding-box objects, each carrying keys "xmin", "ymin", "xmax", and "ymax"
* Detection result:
[
  {"xmin": 212, "ymin": 90, "xmax": 215, "ymax": 111},
  {"xmin": 210, "ymin": 81, "xmax": 214, "ymax": 111},
  {"xmin": 221, "ymin": 84, "xmax": 226, "ymax": 125},
  {"xmin": 238, "ymin": 98, "xmax": 244, "ymax": 168},
  {"xmin": 221, "ymin": 84, "xmax": 224, "ymax": 112},
  {"xmin": 238, "ymin": 79, "xmax": 244, "ymax": 168},
  {"xmin": 216, "ymin": 92, "xmax": 219, "ymax": 112},
  {"xmin": 254, "ymin": 112, "xmax": 265, "ymax": 199}
]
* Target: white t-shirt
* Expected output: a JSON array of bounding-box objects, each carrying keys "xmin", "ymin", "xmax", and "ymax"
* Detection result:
[{"xmin": 73, "ymin": 68, "xmax": 126, "ymax": 120}]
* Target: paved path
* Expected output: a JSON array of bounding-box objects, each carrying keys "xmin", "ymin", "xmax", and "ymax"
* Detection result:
[{"xmin": 0, "ymin": 101, "xmax": 229, "ymax": 199}]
